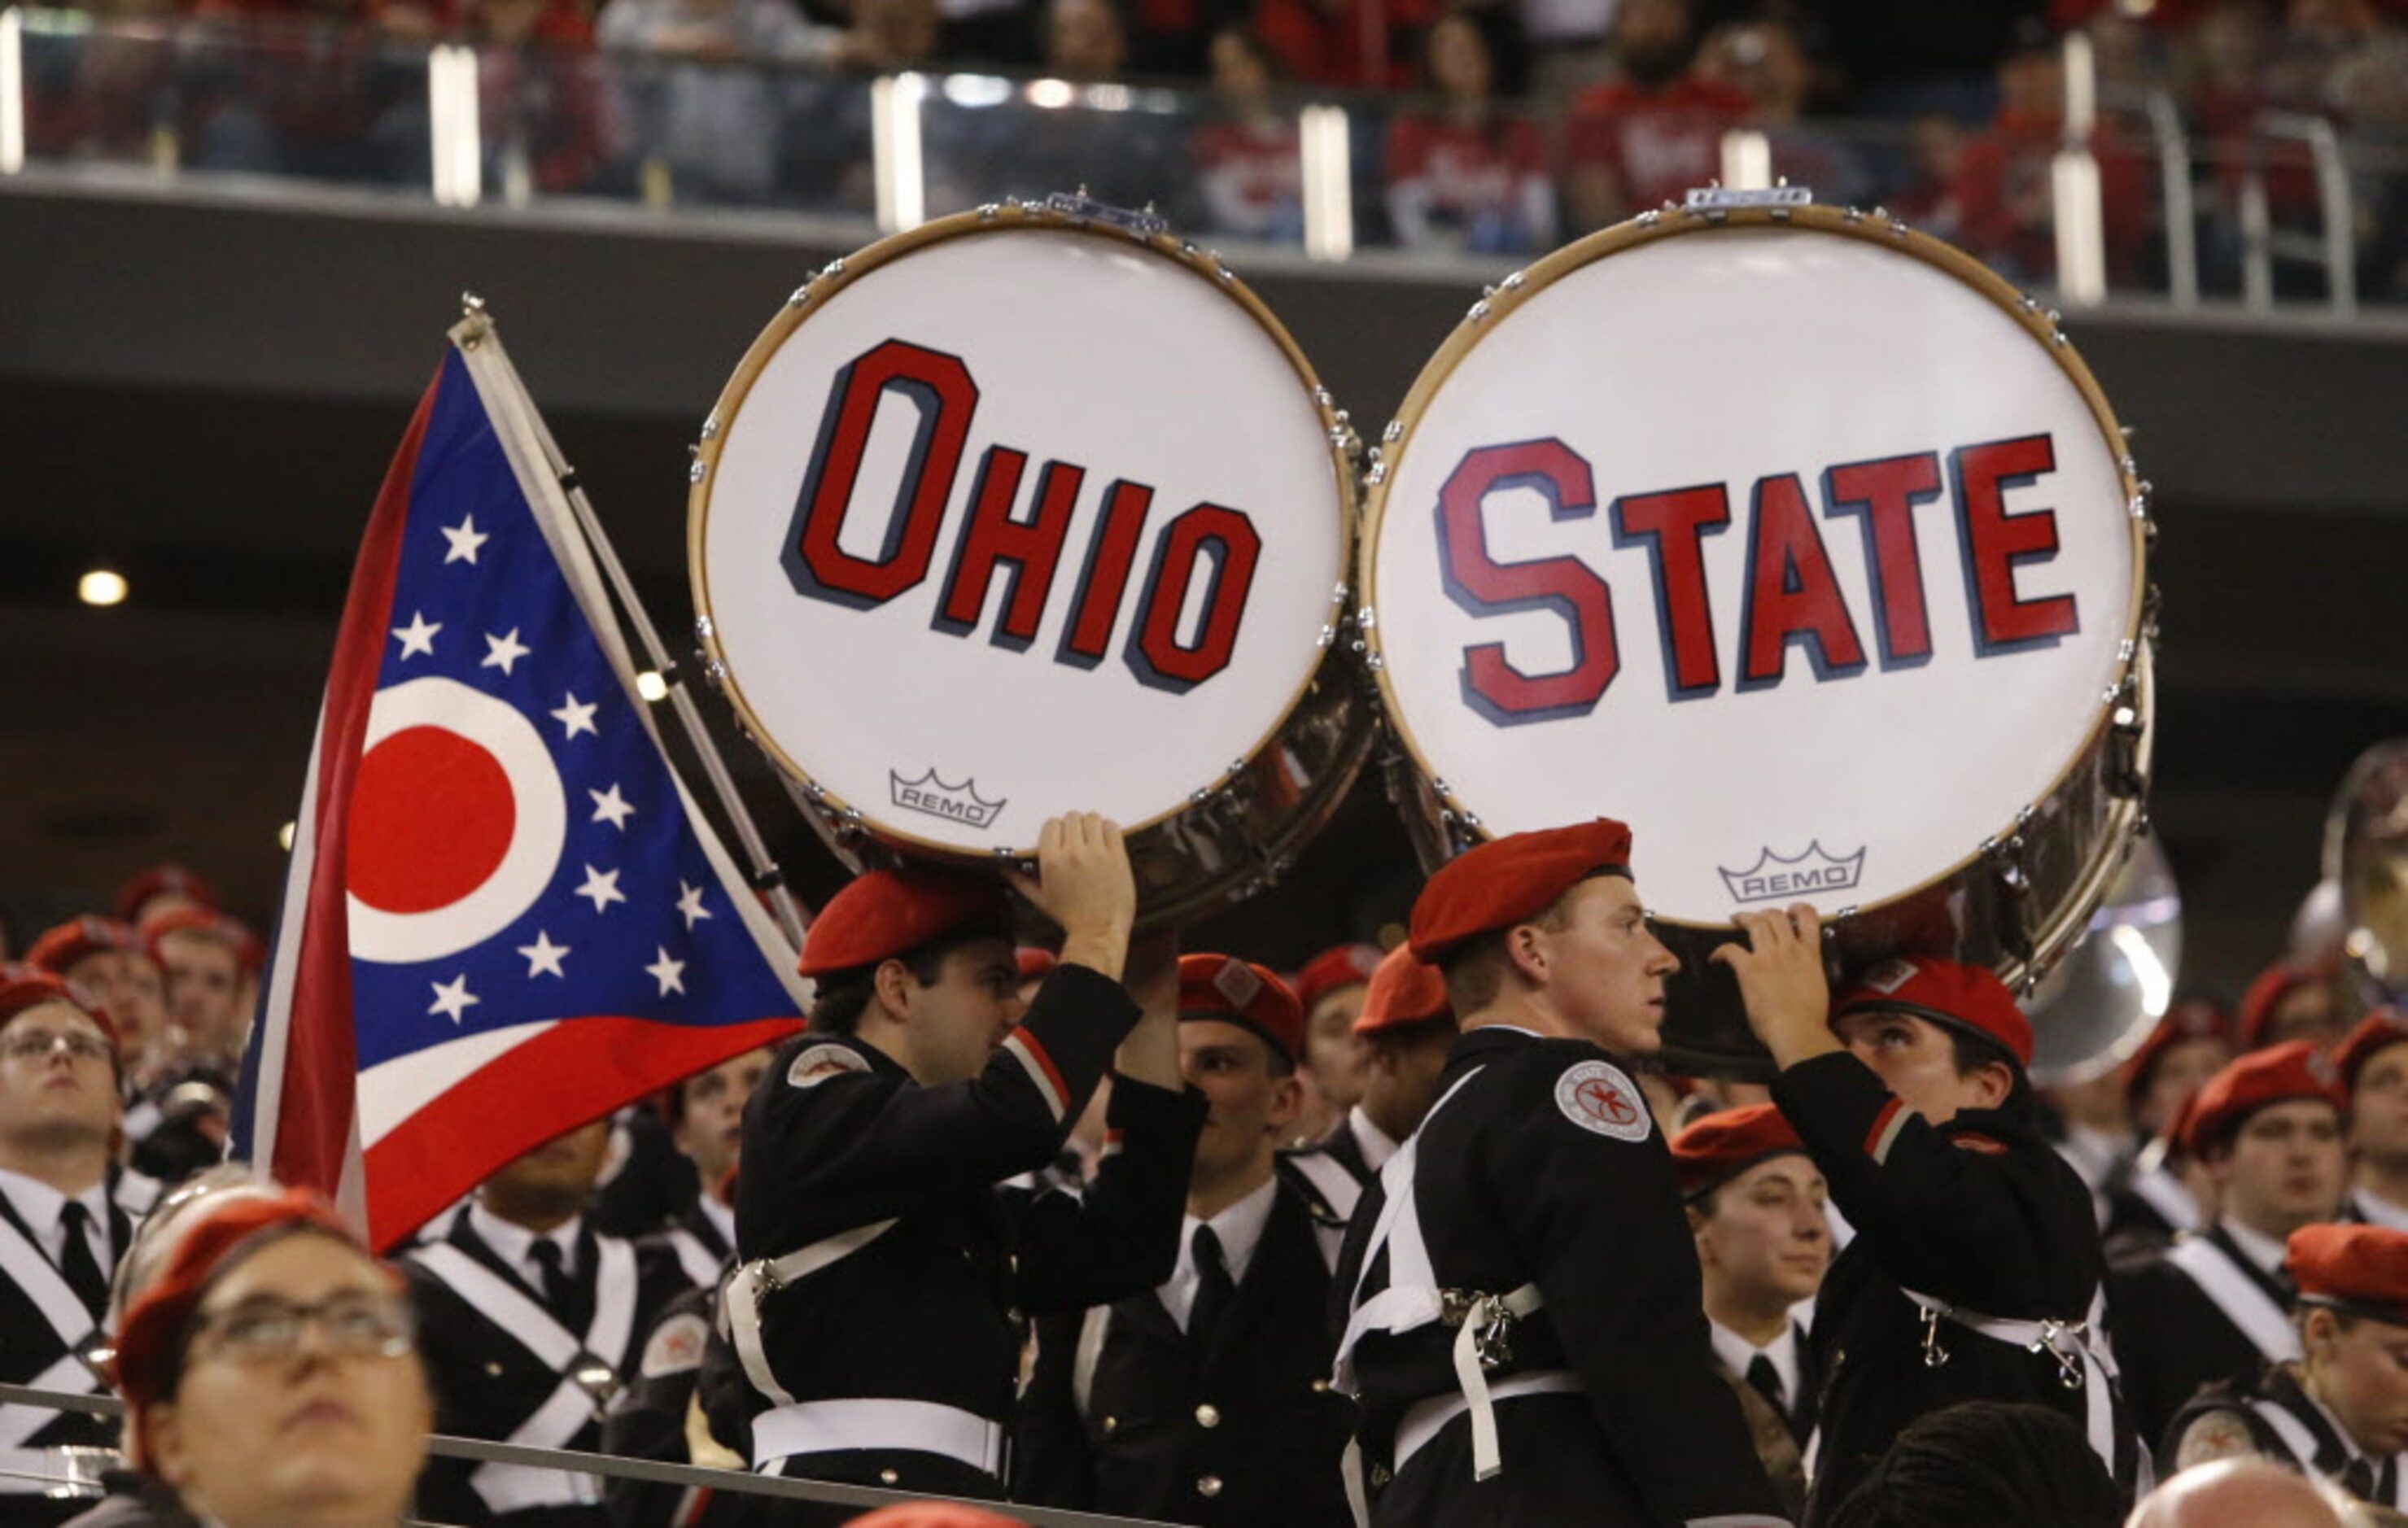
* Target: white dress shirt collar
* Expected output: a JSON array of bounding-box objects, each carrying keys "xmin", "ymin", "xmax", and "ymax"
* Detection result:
[
  {"xmin": 1161, "ymin": 1177, "xmax": 1280, "ymax": 1331},
  {"xmin": 469, "ymin": 1201, "xmax": 582, "ymax": 1288},
  {"xmin": 1707, "ymin": 1316, "xmax": 1802, "ymax": 1413},
  {"xmin": 2220, "ymin": 1216, "xmax": 2290, "ymax": 1278},
  {"xmin": 699, "ymin": 1193, "xmax": 737, "ymax": 1250},
  {"xmin": 2353, "ymin": 1185, "xmax": 2408, "ymax": 1233},
  {"xmin": 1348, "ymin": 1105, "xmax": 1401, "ymax": 1173},
  {"xmin": 0, "ymin": 1167, "xmax": 111, "ymax": 1269}
]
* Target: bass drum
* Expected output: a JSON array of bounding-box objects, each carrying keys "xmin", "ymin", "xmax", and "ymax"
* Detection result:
[
  {"xmin": 689, "ymin": 198, "xmax": 1372, "ymax": 923},
  {"xmin": 1358, "ymin": 194, "xmax": 2157, "ymax": 1076}
]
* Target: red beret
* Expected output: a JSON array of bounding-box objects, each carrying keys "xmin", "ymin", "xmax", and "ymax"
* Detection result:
[
  {"xmin": 1409, "ymin": 819, "xmax": 1634, "ymax": 964},
  {"xmin": 25, "ymin": 917, "xmax": 137, "ymax": 977},
  {"xmin": 845, "ymin": 1507, "xmax": 1029, "ymax": 1528},
  {"xmin": 2182, "ymin": 1040, "xmax": 2345, "ymax": 1157},
  {"xmin": 0, "ymin": 969, "xmax": 120, "ymax": 1055},
  {"xmin": 1670, "ymin": 1104, "xmax": 1810, "ymax": 1201},
  {"xmin": 2287, "ymin": 1224, "xmax": 2408, "ymax": 1326},
  {"xmin": 795, "ymin": 868, "xmax": 1012, "ymax": 978},
  {"xmin": 2123, "ymin": 998, "xmax": 2235, "ymax": 1104},
  {"xmin": 1178, "ymin": 954, "xmax": 1304, "ymax": 1063},
  {"xmin": 115, "ymin": 864, "xmax": 219, "ymax": 924},
  {"xmin": 141, "ymin": 908, "xmax": 262, "ymax": 975},
  {"xmin": 1015, "ymin": 947, "xmax": 1058, "ymax": 984},
  {"xmin": 1294, "ymin": 945, "xmax": 1382, "ymax": 1012},
  {"xmin": 1834, "ymin": 955, "xmax": 2034, "ymax": 1070},
  {"xmin": 113, "ymin": 1187, "xmax": 362, "ymax": 1453},
  {"xmin": 2332, "ymin": 1010, "xmax": 2408, "ymax": 1094},
  {"xmin": 1355, "ymin": 944, "xmax": 1451, "ymax": 1037},
  {"xmin": 2239, "ymin": 960, "xmax": 2319, "ymax": 1050}
]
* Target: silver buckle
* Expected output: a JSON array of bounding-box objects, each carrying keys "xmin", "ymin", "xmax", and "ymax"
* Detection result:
[
  {"xmin": 570, "ymin": 1350, "xmax": 623, "ymax": 1411},
  {"xmin": 1919, "ymin": 1304, "xmax": 1951, "ymax": 1369},
  {"xmin": 2029, "ymin": 1321, "xmax": 2087, "ymax": 1390}
]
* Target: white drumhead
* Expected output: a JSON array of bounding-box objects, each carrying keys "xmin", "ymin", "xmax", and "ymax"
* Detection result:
[
  {"xmin": 1369, "ymin": 222, "xmax": 2139, "ymax": 925},
  {"xmin": 697, "ymin": 224, "xmax": 1347, "ymax": 853}
]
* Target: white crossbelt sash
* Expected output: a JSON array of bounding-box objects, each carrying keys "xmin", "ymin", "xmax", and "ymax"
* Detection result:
[
  {"xmin": 0, "ymin": 1212, "xmax": 109, "ymax": 1467},
  {"xmin": 666, "ymin": 1227, "xmax": 723, "ymax": 1290},
  {"xmin": 2129, "ymin": 1163, "xmax": 2200, "ymax": 1233},
  {"xmin": 750, "ymin": 1397, "xmax": 1004, "ymax": 1475},
  {"xmin": 2167, "ymin": 1235, "xmax": 2300, "ymax": 1363},
  {"xmin": 1287, "ymin": 1151, "xmax": 1365, "ymax": 1223},
  {"xmin": 414, "ymin": 1238, "xmax": 636, "ymax": 1513},
  {"xmin": 719, "ymin": 1217, "xmax": 900, "ymax": 1408},
  {"xmin": 1902, "ymin": 1285, "xmax": 2125, "ymax": 1484},
  {"xmin": 2246, "ymin": 1399, "xmax": 2408, "ymax": 1508}
]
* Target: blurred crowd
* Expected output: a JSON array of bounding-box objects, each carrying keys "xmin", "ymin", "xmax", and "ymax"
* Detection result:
[{"xmin": 16, "ymin": 0, "xmax": 2408, "ymax": 295}]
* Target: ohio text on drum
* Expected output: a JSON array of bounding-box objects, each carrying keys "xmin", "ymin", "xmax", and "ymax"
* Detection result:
[
  {"xmin": 688, "ymin": 198, "xmax": 1373, "ymax": 924},
  {"xmin": 1357, "ymin": 194, "xmax": 2155, "ymax": 1074}
]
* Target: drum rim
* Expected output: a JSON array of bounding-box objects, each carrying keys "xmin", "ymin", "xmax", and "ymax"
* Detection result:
[
  {"xmin": 686, "ymin": 203, "xmax": 1360, "ymax": 860},
  {"xmin": 1354, "ymin": 201, "xmax": 2152, "ymax": 941}
]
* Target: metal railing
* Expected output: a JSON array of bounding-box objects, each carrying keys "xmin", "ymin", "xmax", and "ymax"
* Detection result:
[{"xmin": 0, "ymin": 1381, "xmax": 1177, "ymax": 1527}]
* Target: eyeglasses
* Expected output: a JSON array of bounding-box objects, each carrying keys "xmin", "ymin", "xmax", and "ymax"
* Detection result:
[
  {"xmin": 188, "ymin": 1292, "xmax": 417, "ymax": 1365},
  {"xmin": 0, "ymin": 1029, "xmax": 112, "ymax": 1064}
]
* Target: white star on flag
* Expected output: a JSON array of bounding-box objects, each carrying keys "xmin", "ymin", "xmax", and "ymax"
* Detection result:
[
  {"xmin": 575, "ymin": 864, "xmax": 626, "ymax": 913},
  {"xmin": 440, "ymin": 514, "xmax": 490, "ymax": 565},
  {"xmin": 391, "ymin": 611, "xmax": 441, "ymax": 659},
  {"xmin": 482, "ymin": 628, "xmax": 531, "ymax": 676},
  {"xmin": 676, "ymin": 880, "xmax": 715, "ymax": 930},
  {"xmin": 551, "ymin": 692, "xmax": 599, "ymax": 740},
  {"xmin": 589, "ymin": 784, "xmax": 636, "ymax": 831},
  {"xmin": 428, "ymin": 974, "xmax": 480, "ymax": 1024},
  {"xmin": 516, "ymin": 930, "xmax": 570, "ymax": 978},
  {"xmin": 645, "ymin": 948, "xmax": 688, "ymax": 997}
]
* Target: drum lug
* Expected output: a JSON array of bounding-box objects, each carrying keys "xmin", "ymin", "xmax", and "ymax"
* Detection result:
[
  {"xmin": 694, "ymin": 616, "xmax": 715, "ymax": 642},
  {"xmin": 700, "ymin": 412, "xmax": 720, "ymax": 443},
  {"xmin": 689, "ymin": 460, "xmax": 708, "ymax": 485},
  {"xmin": 1383, "ymin": 420, "xmax": 1404, "ymax": 444},
  {"xmin": 1983, "ymin": 821, "xmax": 2037, "ymax": 962},
  {"xmin": 786, "ymin": 285, "xmax": 811, "ymax": 308},
  {"xmin": 2106, "ymin": 676, "xmax": 2148, "ymax": 798}
]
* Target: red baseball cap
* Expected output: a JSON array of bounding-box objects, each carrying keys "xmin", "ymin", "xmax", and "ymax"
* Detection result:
[
  {"xmin": 2181, "ymin": 1040, "xmax": 2345, "ymax": 1157},
  {"xmin": 1833, "ymin": 955, "xmax": 2034, "ymax": 1070},
  {"xmin": 1408, "ymin": 819, "xmax": 1634, "ymax": 964},
  {"xmin": 25, "ymin": 916, "xmax": 137, "ymax": 977},
  {"xmin": 2288, "ymin": 1224, "xmax": 2408, "ymax": 1326},
  {"xmin": 1178, "ymin": 954, "xmax": 1304, "ymax": 1063},
  {"xmin": 1354, "ymin": 944, "xmax": 1451, "ymax": 1037},
  {"xmin": 2122, "ymin": 999, "xmax": 2235, "ymax": 1105},
  {"xmin": 115, "ymin": 864, "xmax": 220, "ymax": 924},
  {"xmin": 1294, "ymin": 944, "xmax": 1381, "ymax": 1013},
  {"xmin": 795, "ymin": 868, "xmax": 1012, "ymax": 978},
  {"xmin": 0, "ymin": 969, "xmax": 120, "ymax": 1055},
  {"xmin": 1670, "ymin": 1104, "xmax": 1810, "ymax": 1202},
  {"xmin": 2332, "ymin": 1010, "xmax": 2408, "ymax": 1094}
]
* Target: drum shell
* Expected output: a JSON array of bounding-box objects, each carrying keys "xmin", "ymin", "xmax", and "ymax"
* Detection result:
[{"xmin": 1366, "ymin": 201, "xmax": 2157, "ymax": 1077}]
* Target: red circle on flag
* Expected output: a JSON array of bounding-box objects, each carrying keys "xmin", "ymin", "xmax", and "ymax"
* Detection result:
[{"xmin": 349, "ymin": 726, "xmax": 516, "ymax": 914}]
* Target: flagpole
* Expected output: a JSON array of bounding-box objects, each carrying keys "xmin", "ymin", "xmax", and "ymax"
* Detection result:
[{"xmin": 452, "ymin": 298, "xmax": 809, "ymax": 954}]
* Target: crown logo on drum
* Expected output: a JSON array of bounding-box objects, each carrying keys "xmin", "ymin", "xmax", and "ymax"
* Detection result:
[
  {"xmin": 1719, "ymin": 841, "xmax": 1866, "ymax": 905},
  {"xmin": 889, "ymin": 769, "xmax": 1009, "ymax": 830}
]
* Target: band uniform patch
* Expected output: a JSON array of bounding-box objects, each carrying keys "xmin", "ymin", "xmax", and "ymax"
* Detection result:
[
  {"xmin": 2174, "ymin": 1410, "xmax": 2257, "ymax": 1470},
  {"xmin": 640, "ymin": 1312, "xmax": 710, "ymax": 1379},
  {"xmin": 788, "ymin": 1041, "xmax": 869, "ymax": 1089},
  {"xmin": 1554, "ymin": 1060, "xmax": 1652, "ymax": 1142}
]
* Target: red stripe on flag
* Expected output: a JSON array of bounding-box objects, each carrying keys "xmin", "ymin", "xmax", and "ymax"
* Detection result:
[
  {"xmin": 361, "ymin": 1015, "xmax": 801, "ymax": 1251},
  {"xmin": 273, "ymin": 369, "xmax": 444, "ymax": 1200},
  {"xmin": 1862, "ymin": 1098, "xmax": 1904, "ymax": 1161}
]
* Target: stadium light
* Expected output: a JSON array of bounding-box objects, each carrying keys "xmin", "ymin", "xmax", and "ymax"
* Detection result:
[
  {"xmin": 0, "ymin": 8, "xmax": 24, "ymax": 176},
  {"xmin": 77, "ymin": 569, "xmax": 128, "ymax": 607}
]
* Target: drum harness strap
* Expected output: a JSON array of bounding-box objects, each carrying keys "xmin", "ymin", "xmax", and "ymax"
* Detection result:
[
  {"xmin": 1332, "ymin": 1064, "xmax": 1571, "ymax": 1517},
  {"xmin": 1900, "ymin": 1282, "xmax": 2128, "ymax": 1485},
  {"xmin": 719, "ymin": 1218, "xmax": 901, "ymax": 1409}
]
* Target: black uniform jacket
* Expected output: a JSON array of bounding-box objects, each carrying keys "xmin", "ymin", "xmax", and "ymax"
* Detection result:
[
  {"xmin": 1770, "ymin": 1052, "xmax": 2138, "ymax": 1526},
  {"xmin": 1331, "ymin": 1026, "xmax": 1788, "ymax": 1528},
  {"xmin": 728, "ymin": 963, "xmax": 1205, "ymax": 1499},
  {"xmin": 402, "ymin": 1208, "xmax": 694, "ymax": 1526},
  {"xmin": 647, "ymin": 1203, "xmax": 735, "ymax": 1290},
  {"xmin": 1015, "ymin": 1177, "xmax": 1355, "ymax": 1527},
  {"xmin": 0, "ymin": 1179, "xmax": 137, "ymax": 1528},
  {"xmin": 601, "ymin": 1285, "xmax": 750, "ymax": 1528},
  {"xmin": 2106, "ymin": 1222, "xmax": 2298, "ymax": 1452},
  {"xmin": 2164, "ymin": 1363, "xmax": 2408, "ymax": 1510}
]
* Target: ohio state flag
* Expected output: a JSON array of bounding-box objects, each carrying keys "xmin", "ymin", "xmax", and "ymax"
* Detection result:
[{"xmin": 232, "ymin": 318, "xmax": 808, "ymax": 1250}]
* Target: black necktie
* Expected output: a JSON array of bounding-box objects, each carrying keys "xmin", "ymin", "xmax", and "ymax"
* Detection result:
[
  {"xmin": 1188, "ymin": 1225, "xmax": 1233, "ymax": 1351},
  {"xmin": 56, "ymin": 1203, "xmax": 109, "ymax": 1316},
  {"xmin": 1745, "ymin": 1352, "xmax": 1786, "ymax": 1416},
  {"xmin": 529, "ymin": 1237, "xmax": 570, "ymax": 1310}
]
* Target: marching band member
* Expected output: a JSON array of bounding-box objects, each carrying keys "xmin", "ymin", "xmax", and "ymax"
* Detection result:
[
  {"xmin": 1291, "ymin": 945, "xmax": 1381, "ymax": 1146},
  {"xmin": 2104, "ymin": 1003, "xmax": 2238, "ymax": 1255},
  {"xmin": 2334, "ymin": 1013, "xmax": 2408, "ymax": 1229},
  {"xmin": 1331, "ymin": 819, "xmax": 1789, "ymax": 1527},
  {"xmin": 647, "ymin": 1050, "xmax": 768, "ymax": 1286},
  {"xmin": 1016, "ymin": 954, "xmax": 1354, "ymax": 1527},
  {"xmin": 24, "ymin": 921, "xmax": 164, "ymax": 1089},
  {"xmin": 1719, "ymin": 945, "xmax": 2144, "ymax": 1520},
  {"xmin": 2165, "ymin": 1225, "xmax": 2408, "ymax": 1514},
  {"xmin": 717, "ymin": 814, "xmax": 1202, "ymax": 1522},
  {"xmin": 0, "ymin": 972, "xmax": 138, "ymax": 1525},
  {"xmin": 401, "ymin": 1117, "xmax": 693, "ymax": 1526},
  {"xmin": 1670, "ymin": 1104, "xmax": 1831, "ymax": 1519},
  {"xmin": 1281, "ymin": 943, "xmax": 1454, "ymax": 1224},
  {"xmin": 2111, "ymin": 1042, "xmax": 2350, "ymax": 1449}
]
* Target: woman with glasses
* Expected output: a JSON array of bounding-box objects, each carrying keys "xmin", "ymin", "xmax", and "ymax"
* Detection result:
[{"xmin": 73, "ymin": 1184, "xmax": 433, "ymax": 1528}]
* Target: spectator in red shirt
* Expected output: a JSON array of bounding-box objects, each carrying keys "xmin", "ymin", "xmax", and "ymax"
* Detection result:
[
  {"xmin": 1386, "ymin": 15, "xmax": 1554, "ymax": 253},
  {"xmin": 1252, "ymin": 0, "xmax": 1433, "ymax": 90},
  {"xmin": 1189, "ymin": 26, "xmax": 1306, "ymax": 242},
  {"xmin": 1563, "ymin": 0, "xmax": 1750, "ymax": 232},
  {"xmin": 1694, "ymin": 18, "xmax": 1871, "ymax": 207},
  {"xmin": 1950, "ymin": 24, "xmax": 2153, "ymax": 288}
]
